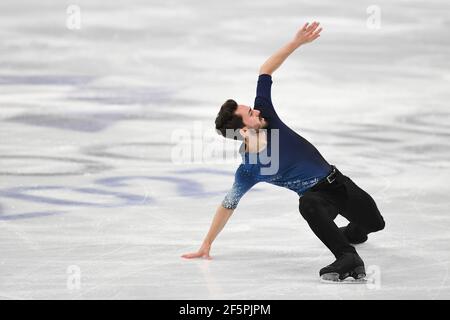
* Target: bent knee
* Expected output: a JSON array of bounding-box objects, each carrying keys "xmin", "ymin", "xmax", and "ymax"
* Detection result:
[
  {"xmin": 378, "ymin": 218, "xmax": 386, "ymax": 231},
  {"xmin": 369, "ymin": 217, "xmax": 385, "ymax": 233}
]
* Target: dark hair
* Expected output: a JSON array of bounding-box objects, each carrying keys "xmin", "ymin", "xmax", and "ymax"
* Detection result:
[{"xmin": 215, "ymin": 99, "xmax": 245, "ymax": 140}]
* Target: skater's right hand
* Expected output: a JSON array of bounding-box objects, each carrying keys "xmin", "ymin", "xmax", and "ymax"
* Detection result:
[{"xmin": 181, "ymin": 243, "xmax": 212, "ymax": 260}]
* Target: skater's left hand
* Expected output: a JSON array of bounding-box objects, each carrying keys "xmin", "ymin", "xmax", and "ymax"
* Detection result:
[{"xmin": 292, "ymin": 21, "xmax": 322, "ymax": 46}]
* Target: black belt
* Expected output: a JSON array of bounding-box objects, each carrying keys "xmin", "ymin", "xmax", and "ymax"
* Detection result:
[{"xmin": 311, "ymin": 165, "xmax": 338, "ymax": 190}]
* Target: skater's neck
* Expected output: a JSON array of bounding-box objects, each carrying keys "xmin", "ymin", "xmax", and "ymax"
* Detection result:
[{"xmin": 244, "ymin": 129, "xmax": 267, "ymax": 153}]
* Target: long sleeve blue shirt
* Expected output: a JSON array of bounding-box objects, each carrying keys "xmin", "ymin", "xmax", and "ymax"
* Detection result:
[{"xmin": 222, "ymin": 74, "xmax": 332, "ymax": 209}]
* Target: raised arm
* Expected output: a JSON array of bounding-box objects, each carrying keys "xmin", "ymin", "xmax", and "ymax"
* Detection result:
[{"xmin": 259, "ymin": 21, "xmax": 322, "ymax": 75}]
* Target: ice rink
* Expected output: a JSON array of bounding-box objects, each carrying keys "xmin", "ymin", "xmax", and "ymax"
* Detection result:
[{"xmin": 0, "ymin": 0, "xmax": 449, "ymax": 299}]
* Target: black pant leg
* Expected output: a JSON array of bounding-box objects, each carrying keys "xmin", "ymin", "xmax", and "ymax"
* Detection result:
[
  {"xmin": 338, "ymin": 175, "xmax": 386, "ymax": 235},
  {"xmin": 299, "ymin": 191, "xmax": 356, "ymax": 258}
]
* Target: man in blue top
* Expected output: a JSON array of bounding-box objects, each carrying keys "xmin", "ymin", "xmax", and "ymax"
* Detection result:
[{"xmin": 182, "ymin": 22, "xmax": 385, "ymax": 282}]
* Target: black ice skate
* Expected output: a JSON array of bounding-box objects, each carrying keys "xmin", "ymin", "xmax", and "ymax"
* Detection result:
[
  {"xmin": 320, "ymin": 252, "xmax": 366, "ymax": 283},
  {"xmin": 340, "ymin": 224, "xmax": 368, "ymax": 245}
]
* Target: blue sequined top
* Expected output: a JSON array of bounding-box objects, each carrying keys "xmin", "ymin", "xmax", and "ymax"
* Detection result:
[{"xmin": 222, "ymin": 74, "xmax": 332, "ymax": 209}]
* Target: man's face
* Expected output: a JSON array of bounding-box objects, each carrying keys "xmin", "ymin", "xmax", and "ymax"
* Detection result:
[{"xmin": 235, "ymin": 104, "xmax": 268, "ymax": 130}]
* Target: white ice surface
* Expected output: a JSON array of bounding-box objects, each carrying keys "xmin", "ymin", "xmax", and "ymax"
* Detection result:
[{"xmin": 0, "ymin": 0, "xmax": 449, "ymax": 299}]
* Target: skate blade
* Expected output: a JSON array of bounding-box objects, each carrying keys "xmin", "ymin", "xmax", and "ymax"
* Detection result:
[{"xmin": 320, "ymin": 272, "xmax": 367, "ymax": 284}]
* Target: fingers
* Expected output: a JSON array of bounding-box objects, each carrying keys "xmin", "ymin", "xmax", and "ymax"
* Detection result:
[
  {"xmin": 181, "ymin": 252, "xmax": 201, "ymax": 259},
  {"xmin": 300, "ymin": 21, "xmax": 322, "ymax": 43},
  {"xmin": 312, "ymin": 27, "xmax": 322, "ymax": 37},
  {"xmin": 181, "ymin": 252, "xmax": 212, "ymax": 259},
  {"xmin": 301, "ymin": 22, "xmax": 309, "ymax": 31},
  {"xmin": 306, "ymin": 21, "xmax": 320, "ymax": 33}
]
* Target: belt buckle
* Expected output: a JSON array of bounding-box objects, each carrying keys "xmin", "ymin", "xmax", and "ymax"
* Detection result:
[{"xmin": 326, "ymin": 168, "xmax": 336, "ymax": 184}]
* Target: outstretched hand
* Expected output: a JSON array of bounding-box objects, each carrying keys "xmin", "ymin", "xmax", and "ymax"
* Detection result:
[
  {"xmin": 181, "ymin": 243, "xmax": 212, "ymax": 260},
  {"xmin": 292, "ymin": 21, "xmax": 322, "ymax": 46}
]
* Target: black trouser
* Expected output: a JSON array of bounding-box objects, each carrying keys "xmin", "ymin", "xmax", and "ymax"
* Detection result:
[{"xmin": 299, "ymin": 166, "xmax": 385, "ymax": 258}]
